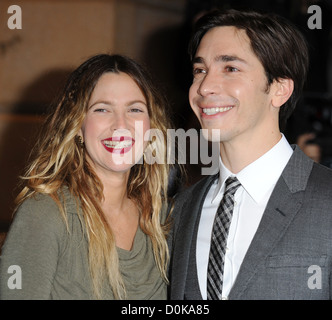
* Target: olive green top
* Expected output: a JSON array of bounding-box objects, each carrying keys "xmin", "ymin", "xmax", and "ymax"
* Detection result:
[{"xmin": 0, "ymin": 190, "xmax": 167, "ymax": 300}]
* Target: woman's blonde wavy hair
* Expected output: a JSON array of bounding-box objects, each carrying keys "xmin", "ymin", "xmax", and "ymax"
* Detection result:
[{"xmin": 15, "ymin": 54, "xmax": 173, "ymax": 299}]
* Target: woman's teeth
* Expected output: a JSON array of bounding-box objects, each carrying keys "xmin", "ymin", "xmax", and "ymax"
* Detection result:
[
  {"xmin": 103, "ymin": 140, "xmax": 133, "ymax": 149},
  {"xmin": 203, "ymin": 106, "xmax": 233, "ymax": 115}
]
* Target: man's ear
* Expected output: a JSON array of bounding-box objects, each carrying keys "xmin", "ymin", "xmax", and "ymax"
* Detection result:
[{"xmin": 271, "ymin": 78, "xmax": 294, "ymax": 108}]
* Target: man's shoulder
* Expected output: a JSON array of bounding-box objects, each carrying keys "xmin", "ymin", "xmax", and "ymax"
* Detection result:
[
  {"xmin": 170, "ymin": 174, "xmax": 217, "ymax": 224},
  {"xmin": 310, "ymin": 162, "xmax": 332, "ymax": 188},
  {"xmin": 174, "ymin": 174, "xmax": 216, "ymax": 203}
]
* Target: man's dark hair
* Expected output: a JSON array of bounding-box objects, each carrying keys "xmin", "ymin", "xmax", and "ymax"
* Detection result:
[{"xmin": 189, "ymin": 9, "xmax": 309, "ymax": 130}]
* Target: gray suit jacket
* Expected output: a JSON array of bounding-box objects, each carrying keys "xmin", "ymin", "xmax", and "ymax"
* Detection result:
[{"xmin": 168, "ymin": 146, "xmax": 332, "ymax": 299}]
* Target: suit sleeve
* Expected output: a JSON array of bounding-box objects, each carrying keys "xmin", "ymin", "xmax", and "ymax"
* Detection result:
[
  {"xmin": 0, "ymin": 196, "xmax": 66, "ymax": 299},
  {"xmin": 166, "ymin": 194, "xmax": 182, "ymax": 258}
]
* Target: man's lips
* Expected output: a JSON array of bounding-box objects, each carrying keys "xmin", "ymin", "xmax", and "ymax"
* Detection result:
[
  {"xmin": 200, "ymin": 105, "xmax": 234, "ymax": 116},
  {"xmin": 101, "ymin": 136, "xmax": 135, "ymax": 154},
  {"xmin": 199, "ymin": 105, "xmax": 234, "ymax": 117}
]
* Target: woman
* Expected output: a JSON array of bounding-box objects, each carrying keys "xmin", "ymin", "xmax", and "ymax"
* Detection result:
[{"xmin": 0, "ymin": 54, "xmax": 172, "ymax": 299}]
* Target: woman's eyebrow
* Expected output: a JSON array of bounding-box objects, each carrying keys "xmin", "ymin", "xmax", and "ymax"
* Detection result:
[{"xmin": 88, "ymin": 100, "xmax": 147, "ymax": 109}]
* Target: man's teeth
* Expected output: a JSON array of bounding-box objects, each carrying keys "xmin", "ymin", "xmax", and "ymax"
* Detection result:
[
  {"xmin": 103, "ymin": 140, "xmax": 133, "ymax": 149},
  {"xmin": 203, "ymin": 106, "xmax": 233, "ymax": 115}
]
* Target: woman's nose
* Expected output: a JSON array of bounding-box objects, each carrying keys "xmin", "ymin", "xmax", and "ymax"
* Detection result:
[{"xmin": 112, "ymin": 113, "xmax": 128, "ymax": 131}]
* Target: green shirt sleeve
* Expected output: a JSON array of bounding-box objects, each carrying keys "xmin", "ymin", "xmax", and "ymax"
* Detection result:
[{"xmin": 0, "ymin": 195, "xmax": 66, "ymax": 299}]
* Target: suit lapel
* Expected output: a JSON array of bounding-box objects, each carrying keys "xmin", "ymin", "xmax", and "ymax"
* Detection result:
[
  {"xmin": 229, "ymin": 146, "xmax": 314, "ymax": 299},
  {"xmin": 171, "ymin": 174, "xmax": 217, "ymax": 299}
]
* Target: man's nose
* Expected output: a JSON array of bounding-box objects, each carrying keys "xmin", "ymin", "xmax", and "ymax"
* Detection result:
[{"xmin": 197, "ymin": 72, "xmax": 221, "ymax": 97}]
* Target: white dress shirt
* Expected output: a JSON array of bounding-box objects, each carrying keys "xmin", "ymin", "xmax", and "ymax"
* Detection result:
[{"xmin": 196, "ymin": 135, "xmax": 293, "ymax": 299}]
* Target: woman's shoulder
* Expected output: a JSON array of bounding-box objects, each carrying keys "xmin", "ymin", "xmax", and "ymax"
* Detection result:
[
  {"xmin": 20, "ymin": 192, "xmax": 60, "ymax": 210},
  {"xmin": 15, "ymin": 188, "xmax": 80, "ymax": 228}
]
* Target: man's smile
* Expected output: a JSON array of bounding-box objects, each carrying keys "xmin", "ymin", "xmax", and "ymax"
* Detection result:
[{"xmin": 202, "ymin": 106, "xmax": 234, "ymax": 116}]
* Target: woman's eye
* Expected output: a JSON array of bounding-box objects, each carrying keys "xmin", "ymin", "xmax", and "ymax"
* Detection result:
[
  {"xmin": 94, "ymin": 108, "xmax": 107, "ymax": 113},
  {"xmin": 130, "ymin": 108, "xmax": 143, "ymax": 113}
]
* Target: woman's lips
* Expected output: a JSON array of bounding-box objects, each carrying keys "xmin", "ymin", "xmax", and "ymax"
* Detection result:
[{"xmin": 101, "ymin": 136, "xmax": 135, "ymax": 154}]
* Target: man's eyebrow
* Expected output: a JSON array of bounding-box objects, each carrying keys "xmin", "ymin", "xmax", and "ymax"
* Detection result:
[
  {"xmin": 216, "ymin": 54, "xmax": 247, "ymax": 64},
  {"xmin": 192, "ymin": 55, "xmax": 247, "ymax": 64},
  {"xmin": 192, "ymin": 56, "xmax": 204, "ymax": 64}
]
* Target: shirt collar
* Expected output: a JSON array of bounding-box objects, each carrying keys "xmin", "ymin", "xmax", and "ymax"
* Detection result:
[{"xmin": 212, "ymin": 134, "xmax": 293, "ymax": 204}]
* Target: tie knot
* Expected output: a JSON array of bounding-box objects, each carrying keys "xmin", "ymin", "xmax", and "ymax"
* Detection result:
[{"xmin": 224, "ymin": 176, "xmax": 241, "ymax": 196}]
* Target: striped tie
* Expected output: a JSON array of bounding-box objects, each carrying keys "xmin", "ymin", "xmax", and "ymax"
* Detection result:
[{"xmin": 207, "ymin": 176, "xmax": 241, "ymax": 300}]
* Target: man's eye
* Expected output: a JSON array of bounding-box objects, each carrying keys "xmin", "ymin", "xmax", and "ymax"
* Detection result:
[
  {"xmin": 225, "ymin": 66, "xmax": 239, "ymax": 72},
  {"xmin": 193, "ymin": 68, "xmax": 206, "ymax": 75}
]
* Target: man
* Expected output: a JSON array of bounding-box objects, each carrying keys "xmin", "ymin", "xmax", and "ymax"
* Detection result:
[{"xmin": 168, "ymin": 9, "xmax": 332, "ymax": 300}]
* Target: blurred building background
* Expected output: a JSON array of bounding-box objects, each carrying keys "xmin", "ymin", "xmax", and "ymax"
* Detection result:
[
  {"xmin": 0, "ymin": 0, "xmax": 187, "ymax": 233},
  {"xmin": 0, "ymin": 0, "xmax": 331, "ymax": 234}
]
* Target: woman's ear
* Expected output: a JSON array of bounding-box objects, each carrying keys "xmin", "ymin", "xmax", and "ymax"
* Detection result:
[
  {"xmin": 77, "ymin": 129, "xmax": 84, "ymax": 147},
  {"xmin": 271, "ymin": 78, "xmax": 294, "ymax": 108}
]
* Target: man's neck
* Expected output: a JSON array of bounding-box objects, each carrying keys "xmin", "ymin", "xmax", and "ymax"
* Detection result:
[{"xmin": 220, "ymin": 132, "xmax": 282, "ymax": 174}]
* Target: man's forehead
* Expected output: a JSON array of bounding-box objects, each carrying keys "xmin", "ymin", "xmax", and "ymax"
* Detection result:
[
  {"xmin": 194, "ymin": 26, "xmax": 254, "ymax": 62},
  {"xmin": 199, "ymin": 26, "xmax": 250, "ymax": 49}
]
